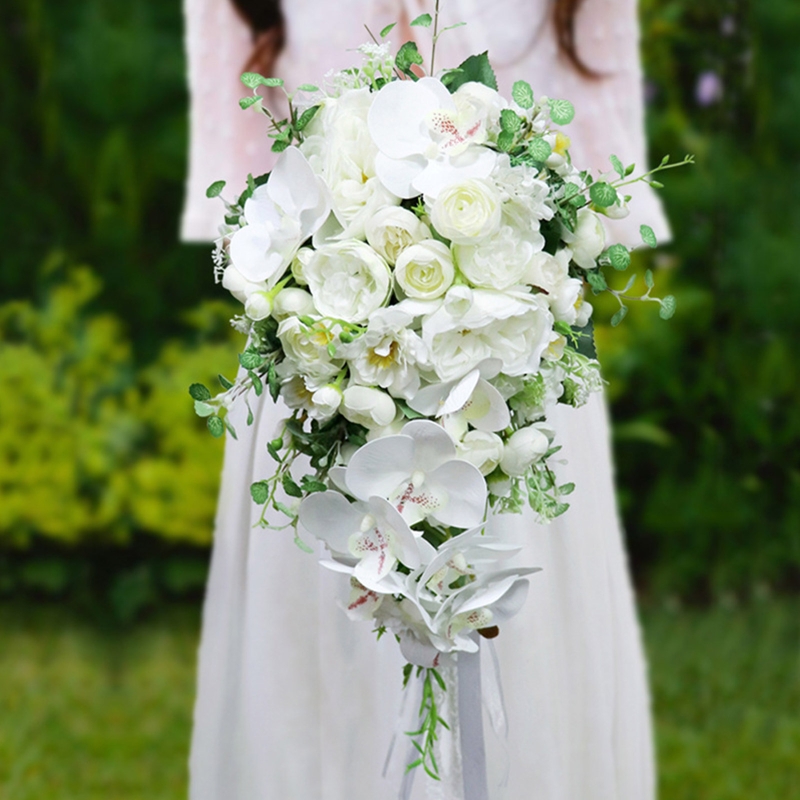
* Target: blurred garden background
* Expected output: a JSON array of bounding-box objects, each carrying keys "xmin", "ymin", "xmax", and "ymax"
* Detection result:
[{"xmin": 0, "ymin": 0, "xmax": 798, "ymax": 797}]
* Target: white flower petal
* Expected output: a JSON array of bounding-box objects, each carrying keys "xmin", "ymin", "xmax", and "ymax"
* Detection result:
[
  {"xmin": 414, "ymin": 147, "xmax": 498, "ymax": 198},
  {"xmin": 374, "ymin": 152, "xmax": 426, "ymax": 199},
  {"xmin": 464, "ymin": 379, "xmax": 511, "ymax": 432},
  {"xmin": 345, "ymin": 435, "xmax": 416, "ymax": 501},
  {"xmin": 401, "ymin": 419, "xmax": 457, "ymax": 472},
  {"xmin": 298, "ymin": 491, "xmax": 363, "ymax": 554},
  {"xmin": 267, "ymin": 146, "xmax": 329, "ymax": 234},
  {"xmin": 369, "ymin": 496, "xmax": 422, "ymax": 571},
  {"xmin": 228, "ymin": 225, "xmax": 285, "ymax": 283},
  {"xmin": 426, "ymin": 460, "xmax": 487, "ymax": 528}
]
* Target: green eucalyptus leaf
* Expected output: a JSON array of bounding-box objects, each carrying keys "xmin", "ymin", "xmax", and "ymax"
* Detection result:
[
  {"xmin": 282, "ymin": 473, "xmax": 303, "ymax": 498},
  {"xmin": 239, "ymin": 349, "xmax": 263, "ymax": 370},
  {"xmin": 238, "ymin": 96, "xmax": 259, "ymax": 110},
  {"xmin": 189, "ymin": 383, "xmax": 211, "ymax": 401},
  {"xmin": 659, "ymin": 295, "xmax": 677, "ymax": 320},
  {"xmin": 261, "ymin": 77, "xmax": 284, "ymax": 87},
  {"xmin": 500, "ymin": 109, "xmax": 522, "ymax": 133},
  {"xmin": 609, "ymin": 154, "xmax": 624, "ymax": 179},
  {"xmin": 512, "ymin": 80, "xmax": 534, "ymax": 109},
  {"xmin": 410, "ymin": 13, "xmax": 432, "ymax": 27},
  {"xmin": 606, "ymin": 243, "xmax": 631, "ymax": 271},
  {"xmin": 207, "ymin": 416, "xmax": 225, "ymax": 438},
  {"xmin": 548, "ymin": 98, "xmax": 575, "ymax": 125},
  {"xmin": 194, "ymin": 400, "xmax": 215, "ymax": 418},
  {"xmin": 527, "ymin": 138, "xmax": 552, "ymax": 162},
  {"xmin": 497, "ymin": 130, "xmax": 515, "ymax": 152},
  {"xmin": 240, "ymin": 72, "xmax": 263, "ymax": 89},
  {"xmin": 586, "ymin": 270, "xmax": 608, "ymax": 294},
  {"xmin": 205, "ymin": 180, "xmax": 226, "ymax": 199},
  {"xmin": 610, "ymin": 306, "xmax": 628, "ymax": 327},
  {"xmin": 380, "ymin": 22, "xmax": 396, "ymax": 38},
  {"xmin": 644, "ymin": 269, "xmax": 655, "ymax": 289},
  {"xmin": 640, "ymin": 224, "xmax": 658, "ymax": 248},
  {"xmin": 297, "ymin": 83, "xmax": 319, "ymax": 92},
  {"xmin": 589, "ymin": 181, "xmax": 618, "ymax": 208},
  {"xmin": 250, "ymin": 481, "xmax": 270, "ymax": 504}
]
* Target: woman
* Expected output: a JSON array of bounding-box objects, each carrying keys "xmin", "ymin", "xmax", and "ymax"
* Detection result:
[{"xmin": 182, "ymin": 2, "xmax": 670, "ymax": 798}]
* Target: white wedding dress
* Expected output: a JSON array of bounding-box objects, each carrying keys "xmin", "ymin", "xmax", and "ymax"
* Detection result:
[{"xmin": 182, "ymin": 1, "xmax": 670, "ymax": 798}]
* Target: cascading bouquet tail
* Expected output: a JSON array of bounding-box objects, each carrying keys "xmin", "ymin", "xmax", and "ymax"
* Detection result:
[{"xmin": 191, "ymin": 7, "xmax": 689, "ymax": 783}]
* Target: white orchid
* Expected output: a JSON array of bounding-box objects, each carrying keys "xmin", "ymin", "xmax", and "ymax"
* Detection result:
[
  {"xmin": 299, "ymin": 492, "xmax": 433, "ymax": 591},
  {"xmin": 228, "ymin": 147, "xmax": 330, "ymax": 285},
  {"xmin": 343, "ymin": 420, "xmax": 487, "ymax": 529},
  {"xmin": 367, "ymin": 78, "xmax": 498, "ymax": 199}
]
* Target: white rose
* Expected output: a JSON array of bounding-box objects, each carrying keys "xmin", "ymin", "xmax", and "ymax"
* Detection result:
[
  {"xmin": 365, "ymin": 206, "xmax": 431, "ymax": 265},
  {"xmin": 500, "ymin": 426, "xmax": 550, "ymax": 476},
  {"xmin": 457, "ymin": 431, "xmax": 504, "ymax": 476},
  {"xmin": 304, "ymin": 241, "xmax": 391, "ymax": 323},
  {"xmin": 430, "ymin": 179, "xmax": 502, "ymax": 245},
  {"xmin": 562, "ymin": 208, "xmax": 606, "ymax": 269},
  {"xmin": 221, "ymin": 265, "xmax": 266, "ymax": 304},
  {"xmin": 394, "ymin": 240, "xmax": 455, "ymax": 300},
  {"xmin": 454, "ymin": 224, "xmax": 542, "ymax": 290},
  {"xmin": 341, "ymin": 385, "xmax": 397, "ymax": 430},
  {"xmin": 422, "ymin": 289, "xmax": 554, "ymax": 381},
  {"xmin": 300, "ymin": 88, "xmax": 400, "ymax": 240},
  {"xmin": 244, "ymin": 291, "xmax": 273, "ymax": 321},
  {"xmin": 309, "ymin": 384, "xmax": 343, "ymax": 421},
  {"xmin": 291, "ymin": 247, "xmax": 314, "ymax": 286},
  {"xmin": 524, "ymin": 249, "xmax": 570, "ymax": 294},
  {"xmin": 277, "ymin": 317, "xmax": 341, "ymax": 381},
  {"xmin": 272, "ymin": 288, "xmax": 316, "ymax": 320}
]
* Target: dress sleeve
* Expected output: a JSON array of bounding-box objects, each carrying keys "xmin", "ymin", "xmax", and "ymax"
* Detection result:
[{"xmin": 180, "ymin": 0, "xmax": 279, "ymax": 242}]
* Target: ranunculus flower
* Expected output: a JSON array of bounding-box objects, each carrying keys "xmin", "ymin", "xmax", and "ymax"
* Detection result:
[
  {"xmin": 304, "ymin": 241, "xmax": 391, "ymax": 323},
  {"xmin": 500, "ymin": 425, "xmax": 550, "ymax": 476},
  {"xmin": 272, "ymin": 288, "xmax": 316, "ymax": 320},
  {"xmin": 430, "ymin": 179, "xmax": 502, "ymax": 245},
  {"xmin": 422, "ymin": 289, "xmax": 554, "ymax": 382},
  {"xmin": 228, "ymin": 147, "xmax": 330, "ymax": 285},
  {"xmin": 454, "ymin": 224, "xmax": 541, "ymax": 290},
  {"xmin": 457, "ymin": 431, "xmax": 504, "ymax": 475},
  {"xmin": 367, "ymin": 77, "xmax": 498, "ymax": 198},
  {"xmin": 562, "ymin": 208, "xmax": 606, "ymax": 269},
  {"xmin": 340, "ymin": 385, "xmax": 397, "ymax": 429},
  {"xmin": 300, "ymin": 88, "xmax": 400, "ymax": 240},
  {"xmin": 394, "ymin": 240, "xmax": 455, "ymax": 300},
  {"xmin": 524, "ymin": 249, "xmax": 570, "ymax": 293},
  {"xmin": 365, "ymin": 206, "xmax": 431, "ymax": 265}
]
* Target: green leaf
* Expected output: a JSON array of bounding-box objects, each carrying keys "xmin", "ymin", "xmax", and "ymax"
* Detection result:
[
  {"xmin": 512, "ymin": 80, "xmax": 534, "ymax": 109},
  {"xmin": 273, "ymin": 501, "xmax": 297, "ymax": 519},
  {"xmin": 222, "ymin": 417, "xmax": 238, "ymax": 440},
  {"xmin": 189, "ymin": 383, "xmax": 211, "ymax": 401},
  {"xmin": 194, "ymin": 400, "xmax": 215, "ymax": 418},
  {"xmin": 267, "ymin": 442, "xmax": 281, "ymax": 462},
  {"xmin": 610, "ymin": 306, "xmax": 628, "ymax": 327},
  {"xmin": 218, "ymin": 374, "xmax": 234, "ymax": 390},
  {"xmin": 410, "ymin": 13, "xmax": 432, "ymax": 27},
  {"xmin": 240, "ymin": 72, "xmax": 264, "ymax": 89},
  {"xmin": 271, "ymin": 139, "xmax": 290, "ymax": 153},
  {"xmin": 239, "ymin": 349, "xmax": 263, "ymax": 370},
  {"xmin": 559, "ymin": 482, "xmax": 576, "ymax": 496},
  {"xmin": 301, "ymin": 476, "xmax": 327, "ymax": 494},
  {"xmin": 207, "ymin": 416, "xmax": 225, "ymax": 438},
  {"xmin": 296, "ymin": 104, "xmax": 320, "ymax": 131},
  {"xmin": 496, "ymin": 130, "xmax": 515, "ymax": 152},
  {"xmin": 205, "ymin": 180, "xmax": 226, "ymax": 199},
  {"xmin": 442, "ymin": 52, "xmax": 497, "ymax": 93},
  {"xmin": 527, "ymin": 138, "xmax": 552, "ymax": 162},
  {"xmin": 282, "ymin": 473, "xmax": 303, "ymax": 498},
  {"xmin": 250, "ymin": 481, "xmax": 270, "ymax": 505},
  {"xmin": 395, "ymin": 41, "xmax": 424, "ymax": 74},
  {"xmin": 624, "ymin": 162, "xmax": 636, "ymax": 176},
  {"xmin": 268, "ymin": 362, "xmax": 281, "ymax": 402},
  {"xmin": 326, "ymin": 342, "xmax": 337, "ymax": 357},
  {"xmin": 248, "ymin": 370, "xmax": 263, "ymax": 397},
  {"xmin": 293, "ymin": 534, "xmax": 314, "ymax": 553},
  {"xmin": 640, "ymin": 224, "xmax": 658, "ymax": 248},
  {"xmin": 238, "ymin": 96, "xmax": 260, "ymax": 110},
  {"xmin": 548, "ymin": 98, "xmax": 575, "ymax": 125},
  {"xmin": 659, "ymin": 295, "xmax": 677, "ymax": 320},
  {"xmin": 650, "ymin": 179, "xmax": 664, "ymax": 189},
  {"xmin": 261, "ymin": 77, "xmax": 284, "ymax": 87},
  {"xmin": 380, "ymin": 22, "xmax": 396, "ymax": 38},
  {"xmin": 644, "ymin": 269, "xmax": 655, "ymax": 289},
  {"xmin": 297, "ymin": 83, "xmax": 320, "ymax": 92},
  {"xmin": 500, "ymin": 109, "xmax": 522, "ymax": 133},
  {"xmin": 246, "ymin": 404, "xmax": 254, "ymax": 426},
  {"xmin": 609, "ymin": 154, "xmax": 625, "ymax": 179},
  {"xmin": 606, "ymin": 243, "xmax": 631, "ymax": 271},
  {"xmin": 589, "ymin": 181, "xmax": 618, "ymax": 208},
  {"xmin": 586, "ymin": 270, "xmax": 608, "ymax": 294}
]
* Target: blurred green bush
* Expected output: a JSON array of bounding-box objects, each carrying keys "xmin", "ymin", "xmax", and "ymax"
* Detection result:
[{"xmin": 1, "ymin": 0, "xmax": 798, "ymax": 603}]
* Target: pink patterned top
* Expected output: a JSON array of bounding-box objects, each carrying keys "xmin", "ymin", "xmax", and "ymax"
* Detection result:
[{"xmin": 181, "ymin": 0, "xmax": 669, "ymax": 247}]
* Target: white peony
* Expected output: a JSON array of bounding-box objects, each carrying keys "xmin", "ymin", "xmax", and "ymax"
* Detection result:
[
  {"xmin": 228, "ymin": 147, "xmax": 329, "ymax": 285},
  {"xmin": 457, "ymin": 431, "xmax": 504, "ymax": 476},
  {"xmin": 394, "ymin": 240, "xmax": 455, "ymax": 300},
  {"xmin": 300, "ymin": 88, "xmax": 400, "ymax": 240},
  {"xmin": 500, "ymin": 425, "xmax": 550, "ymax": 476},
  {"xmin": 277, "ymin": 317, "xmax": 342, "ymax": 381},
  {"xmin": 429, "ymin": 179, "xmax": 502, "ymax": 245},
  {"xmin": 422, "ymin": 288, "xmax": 554, "ymax": 381},
  {"xmin": 340, "ymin": 385, "xmax": 398, "ymax": 430},
  {"xmin": 365, "ymin": 206, "xmax": 431, "ymax": 265},
  {"xmin": 524, "ymin": 249, "xmax": 571, "ymax": 293},
  {"xmin": 367, "ymin": 77, "xmax": 498, "ymax": 198},
  {"xmin": 304, "ymin": 241, "xmax": 391, "ymax": 323},
  {"xmin": 341, "ymin": 306, "xmax": 430, "ymax": 400},
  {"xmin": 454, "ymin": 223, "xmax": 542, "ymax": 290},
  {"xmin": 272, "ymin": 288, "xmax": 316, "ymax": 320},
  {"xmin": 562, "ymin": 208, "xmax": 606, "ymax": 269}
]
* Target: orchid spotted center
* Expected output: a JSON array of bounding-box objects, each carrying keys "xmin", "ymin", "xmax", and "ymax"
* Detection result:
[{"xmin": 425, "ymin": 105, "xmax": 484, "ymax": 158}]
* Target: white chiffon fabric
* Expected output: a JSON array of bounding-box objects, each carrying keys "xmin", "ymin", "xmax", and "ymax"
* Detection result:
[{"xmin": 182, "ymin": 2, "xmax": 667, "ymax": 798}]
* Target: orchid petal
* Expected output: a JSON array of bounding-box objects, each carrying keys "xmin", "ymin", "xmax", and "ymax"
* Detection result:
[
  {"xmin": 345, "ymin": 434, "xmax": 415, "ymax": 501},
  {"xmin": 354, "ymin": 551, "xmax": 397, "ymax": 592},
  {"xmin": 243, "ymin": 185, "xmax": 281, "ymax": 228},
  {"xmin": 414, "ymin": 147, "xmax": 498, "ymax": 198},
  {"xmin": 298, "ymin": 491, "xmax": 363, "ymax": 554},
  {"xmin": 228, "ymin": 224, "xmax": 285, "ymax": 284},
  {"xmin": 439, "ymin": 370, "xmax": 481, "ymax": 416},
  {"xmin": 401, "ymin": 419, "xmax": 457, "ymax": 472},
  {"xmin": 426, "ymin": 460, "xmax": 487, "ymax": 528},
  {"xmin": 463, "ymin": 379, "xmax": 511, "ymax": 432},
  {"xmin": 375, "ymin": 152, "xmax": 426, "ymax": 199},
  {"xmin": 368, "ymin": 496, "xmax": 422, "ymax": 571},
  {"xmin": 267, "ymin": 146, "xmax": 329, "ymax": 234}
]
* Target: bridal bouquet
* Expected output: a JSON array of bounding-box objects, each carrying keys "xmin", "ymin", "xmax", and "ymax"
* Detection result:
[{"xmin": 192, "ymin": 10, "xmax": 688, "ymax": 782}]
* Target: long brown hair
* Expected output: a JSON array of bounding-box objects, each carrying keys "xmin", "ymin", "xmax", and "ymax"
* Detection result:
[{"xmin": 232, "ymin": 0, "xmax": 595, "ymax": 77}]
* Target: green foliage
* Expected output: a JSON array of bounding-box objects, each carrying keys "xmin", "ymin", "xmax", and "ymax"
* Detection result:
[
  {"xmin": 512, "ymin": 80, "xmax": 534, "ymax": 109},
  {"xmin": 441, "ymin": 52, "xmax": 497, "ymax": 92}
]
